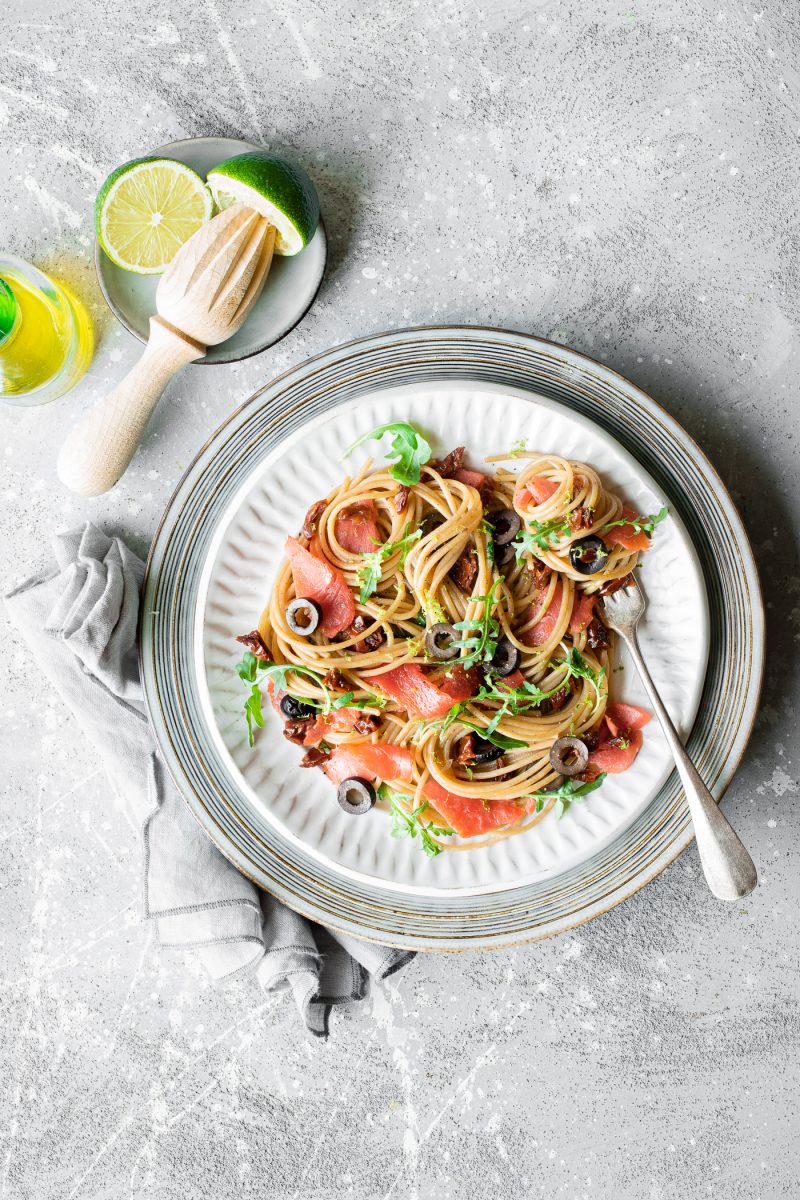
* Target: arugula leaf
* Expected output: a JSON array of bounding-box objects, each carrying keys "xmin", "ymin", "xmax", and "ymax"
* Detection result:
[
  {"xmin": 601, "ymin": 506, "xmax": 668, "ymax": 538},
  {"xmin": 344, "ymin": 422, "xmax": 432, "ymax": 486},
  {"xmin": 514, "ymin": 516, "xmax": 572, "ymax": 561},
  {"xmin": 244, "ymin": 683, "xmax": 264, "ymax": 748},
  {"xmin": 429, "ymin": 651, "xmax": 605, "ymax": 741},
  {"xmin": 457, "ymin": 720, "xmax": 527, "ymax": 751},
  {"xmin": 381, "ymin": 786, "xmax": 453, "ymax": 857},
  {"xmin": 236, "ymin": 650, "xmax": 268, "ymax": 684},
  {"xmin": 480, "ymin": 517, "xmax": 496, "ymax": 565},
  {"xmin": 562, "ymin": 647, "xmax": 605, "ymax": 699},
  {"xmin": 532, "ymin": 772, "xmax": 607, "ymax": 819},
  {"xmin": 357, "ymin": 524, "xmax": 421, "ymax": 603},
  {"xmin": 453, "ymin": 576, "xmax": 504, "ymax": 668}
]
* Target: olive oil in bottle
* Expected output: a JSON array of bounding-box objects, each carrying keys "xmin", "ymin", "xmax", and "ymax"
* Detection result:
[{"xmin": 0, "ymin": 255, "xmax": 93, "ymax": 406}]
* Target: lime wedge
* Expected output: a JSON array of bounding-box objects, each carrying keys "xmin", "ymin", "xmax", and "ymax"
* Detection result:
[
  {"xmin": 95, "ymin": 158, "xmax": 213, "ymax": 275},
  {"xmin": 207, "ymin": 152, "xmax": 319, "ymax": 256}
]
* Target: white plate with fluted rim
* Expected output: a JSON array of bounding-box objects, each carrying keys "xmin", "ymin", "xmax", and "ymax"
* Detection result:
[{"xmin": 196, "ymin": 381, "xmax": 709, "ymax": 896}]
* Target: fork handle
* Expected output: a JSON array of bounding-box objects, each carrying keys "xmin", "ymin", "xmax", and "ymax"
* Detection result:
[
  {"xmin": 622, "ymin": 631, "xmax": 757, "ymax": 901},
  {"xmin": 57, "ymin": 316, "xmax": 205, "ymax": 497}
]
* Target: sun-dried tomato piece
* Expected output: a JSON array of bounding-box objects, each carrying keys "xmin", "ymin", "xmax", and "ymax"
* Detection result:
[
  {"xmin": 235, "ymin": 630, "xmax": 270, "ymax": 659},
  {"xmin": 526, "ymin": 559, "xmax": 553, "ymax": 590},
  {"xmin": 300, "ymin": 746, "xmax": 330, "ymax": 768},
  {"xmin": 454, "ymin": 732, "xmax": 505, "ymax": 766},
  {"xmin": 586, "ymin": 618, "xmax": 611, "ymax": 650},
  {"xmin": 599, "ymin": 574, "xmax": 633, "ymax": 596},
  {"xmin": 322, "ymin": 669, "xmax": 349, "ymax": 691},
  {"xmin": 353, "ymin": 713, "xmax": 381, "ymax": 735},
  {"xmin": 431, "ymin": 446, "xmax": 466, "ymax": 477},
  {"xmin": 541, "ymin": 683, "xmax": 571, "ymax": 715},
  {"xmin": 395, "ymin": 485, "xmax": 410, "ymax": 513},
  {"xmin": 449, "ymin": 547, "xmax": 479, "ymax": 594},
  {"xmin": 350, "ymin": 614, "xmax": 385, "ymax": 652},
  {"xmin": 300, "ymin": 499, "xmax": 328, "ymax": 540},
  {"xmin": 570, "ymin": 506, "xmax": 595, "ymax": 531},
  {"xmin": 284, "ymin": 719, "xmax": 312, "ymax": 745}
]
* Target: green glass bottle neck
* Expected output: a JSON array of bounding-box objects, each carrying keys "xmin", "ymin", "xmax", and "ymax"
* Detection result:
[{"xmin": 0, "ymin": 277, "xmax": 20, "ymax": 346}]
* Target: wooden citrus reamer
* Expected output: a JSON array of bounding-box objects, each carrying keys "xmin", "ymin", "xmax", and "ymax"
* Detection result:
[{"xmin": 57, "ymin": 203, "xmax": 276, "ymax": 497}]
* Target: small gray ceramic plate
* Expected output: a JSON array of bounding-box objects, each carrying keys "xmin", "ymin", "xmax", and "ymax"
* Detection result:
[{"xmin": 94, "ymin": 136, "xmax": 327, "ymax": 364}]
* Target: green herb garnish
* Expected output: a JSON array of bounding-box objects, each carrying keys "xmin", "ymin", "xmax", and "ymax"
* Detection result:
[
  {"xmin": 457, "ymin": 720, "xmax": 527, "ymax": 751},
  {"xmin": 357, "ymin": 523, "xmax": 422, "ymax": 602},
  {"xmin": 453, "ymin": 576, "xmax": 504, "ymax": 668},
  {"xmin": 562, "ymin": 647, "xmax": 606, "ymax": 700},
  {"xmin": 344, "ymin": 422, "xmax": 432, "ymax": 486},
  {"xmin": 429, "ymin": 652, "xmax": 606, "ymax": 740},
  {"xmin": 244, "ymin": 684, "xmax": 264, "ymax": 747},
  {"xmin": 508, "ymin": 437, "xmax": 528, "ymax": 457},
  {"xmin": 600, "ymin": 506, "xmax": 668, "ymax": 539},
  {"xmin": 480, "ymin": 517, "xmax": 496, "ymax": 565},
  {"xmin": 531, "ymin": 773, "xmax": 607, "ymax": 819},
  {"xmin": 381, "ymin": 785, "xmax": 453, "ymax": 857},
  {"xmin": 514, "ymin": 516, "xmax": 572, "ymax": 561},
  {"xmin": 234, "ymin": 652, "xmax": 384, "ymax": 746}
]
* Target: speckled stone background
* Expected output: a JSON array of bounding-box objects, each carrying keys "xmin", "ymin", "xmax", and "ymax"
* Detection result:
[{"xmin": 1, "ymin": 1, "xmax": 798, "ymax": 1197}]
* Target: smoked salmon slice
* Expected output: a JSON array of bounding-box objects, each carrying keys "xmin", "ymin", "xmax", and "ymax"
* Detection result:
[
  {"xmin": 434, "ymin": 665, "xmax": 481, "ymax": 702},
  {"xmin": 569, "ymin": 591, "xmax": 596, "ymax": 634},
  {"xmin": 423, "ymin": 778, "xmax": 525, "ymax": 838},
  {"xmin": 364, "ymin": 663, "xmax": 477, "ymax": 720},
  {"xmin": 497, "ymin": 668, "xmax": 526, "ymax": 690},
  {"xmin": 585, "ymin": 729, "xmax": 644, "ymax": 775},
  {"xmin": 520, "ymin": 579, "xmax": 564, "ymax": 646},
  {"xmin": 452, "ymin": 466, "xmax": 489, "ymax": 493},
  {"xmin": 584, "ymin": 702, "xmax": 651, "ymax": 776},
  {"xmin": 284, "ymin": 536, "xmax": 355, "ymax": 637},
  {"xmin": 604, "ymin": 508, "xmax": 651, "ymax": 553},
  {"xmin": 335, "ymin": 500, "xmax": 381, "ymax": 554},
  {"xmin": 302, "ymin": 707, "xmax": 362, "ymax": 746},
  {"xmin": 604, "ymin": 702, "xmax": 651, "ymax": 736},
  {"xmin": 323, "ymin": 743, "xmax": 415, "ymax": 785},
  {"xmin": 516, "ymin": 476, "xmax": 559, "ymax": 508},
  {"xmin": 267, "ymin": 679, "xmax": 362, "ymax": 745}
]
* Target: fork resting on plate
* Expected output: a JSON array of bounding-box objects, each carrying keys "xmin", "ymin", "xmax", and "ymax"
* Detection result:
[{"xmin": 600, "ymin": 577, "xmax": 757, "ymax": 901}]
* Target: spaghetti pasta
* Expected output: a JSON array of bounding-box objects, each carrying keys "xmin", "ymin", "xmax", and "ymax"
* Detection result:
[{"xmin": 236, "ymin": 431, "xmax": 663, "ymax": 857}]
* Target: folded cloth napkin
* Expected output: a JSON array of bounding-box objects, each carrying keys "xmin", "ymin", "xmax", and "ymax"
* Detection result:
[{"xmin": 5, "ymin": 523, "xmax": 414, "ymax": 1036}]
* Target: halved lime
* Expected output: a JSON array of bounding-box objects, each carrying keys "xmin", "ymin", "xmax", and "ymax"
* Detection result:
[
  {"xmin": 95, "ymin": 157, "xmax": 213, "ymax": 275},
  {"xmin": 207, "ymin": 152, "xmax": 319, "ymax": 256}
]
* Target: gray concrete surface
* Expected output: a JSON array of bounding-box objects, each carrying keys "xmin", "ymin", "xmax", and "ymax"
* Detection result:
[{"xmin": 1, "ymin": 1, "xmax": 799, "ymax": 1197}]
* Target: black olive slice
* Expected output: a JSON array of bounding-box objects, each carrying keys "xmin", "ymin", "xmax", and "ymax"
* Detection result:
[
  {"xmin": 470, "ymin": 737, "xmax": 505, "ymax": 765},
  {"xmin": 492, "ymin": 508, "xmax": 522, "ymax": 546},
  {"xmin": 494, "ymin": 541, "xmax": 517, "ymax": 569},
  {"xmin": 336, "ymin": 777, "xmax": 376, "ymax": 815},
  {"xmin": 280, "ymin": 694, "xmax": 316, "ymax": 720},
  {"xmin": 548, "ymin": 736, "xmax": 589, "ymax": 777},
  {"xmin": 425, "ymin": 622, "xmax": 460, "ymax": 661},
  {"xmin": 569, "ymin": 535, "xmax": 609, "ymax": 576},
  {"xmin": 286, "ymin": 596, "xmax": 322, "ymax": 635},
  {"xmin": 487, "ymin": 635, "xmax": 520, "ymax": 677}
]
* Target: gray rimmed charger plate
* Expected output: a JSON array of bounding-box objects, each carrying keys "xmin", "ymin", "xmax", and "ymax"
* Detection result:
[
  {"xmin": 140, "ymin": 326, "xmax": 764, "ymax": 951},
  {"xmin": 95, "ymin": 137, "xmax": 327, "ymax": 364}
]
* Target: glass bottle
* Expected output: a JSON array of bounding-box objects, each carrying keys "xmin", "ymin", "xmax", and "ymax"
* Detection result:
[{"xmin": 0, "ymin": 254, "xmax": 93, "ymax": 406}]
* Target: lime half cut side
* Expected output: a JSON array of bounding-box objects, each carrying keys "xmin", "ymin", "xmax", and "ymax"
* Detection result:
[
  {"xmin": 95, "ymin": 158, "xmax": 213, "ymax": 275},
  {"xmin": 207, "ymin": 152, "xmax": 320, "ymax": 256}
]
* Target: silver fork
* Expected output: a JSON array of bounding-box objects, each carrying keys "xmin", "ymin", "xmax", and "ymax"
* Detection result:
[{"xmin": 599, "ymin": 577, "xmax": 757, "ymax": 901}]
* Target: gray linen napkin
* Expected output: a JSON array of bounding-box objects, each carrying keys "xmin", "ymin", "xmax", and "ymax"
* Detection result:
[{"xmin": 5, "ymin": 523, "xmax": 413, "ymax": 1037}]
